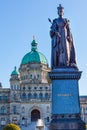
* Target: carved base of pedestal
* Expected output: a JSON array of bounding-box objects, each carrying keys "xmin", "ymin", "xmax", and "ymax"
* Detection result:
[{"xmin": 49, "ymin": 118, "xmax": 85, "ymax": 130}]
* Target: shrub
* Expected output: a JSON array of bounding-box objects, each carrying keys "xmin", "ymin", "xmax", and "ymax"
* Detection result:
[
  {"xmin": 3, "ymin": 124, "xmax": 20, "ymax": 130},
  {"xmin": 85, "ymin": 124, "xmax": 87, "ymax": 129}
]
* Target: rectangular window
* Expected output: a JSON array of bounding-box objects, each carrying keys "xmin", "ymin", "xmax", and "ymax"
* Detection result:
[
  {"xmin": 4, "ymin": 96, "xmax": 8, "ymax": 101},
  {"xmin": 13, "ymin": 106, "xmax": 16, "ymax": 114},
  {"xmin": 0, "ymin": 96, "xmax": 2, "ymax": 100},
  {"xmin": 85, "ymin": 107, "xmax": 87, "ymax": 114}
]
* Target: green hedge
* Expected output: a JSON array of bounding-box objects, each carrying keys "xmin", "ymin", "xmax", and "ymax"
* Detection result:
[{"xmin": 3, "ymin": 124, "xmax": 20, "ymax": 130}]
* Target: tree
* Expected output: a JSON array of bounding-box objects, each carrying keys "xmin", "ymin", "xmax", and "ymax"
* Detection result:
[{"xmin": 3, "ymin": 124, "xmax": 20, "ymax": 130}]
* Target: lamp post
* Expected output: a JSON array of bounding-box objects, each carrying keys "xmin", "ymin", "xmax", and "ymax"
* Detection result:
[{"xmin": 36, "ymin": 119, "xmax": 44, "ymax": 130}]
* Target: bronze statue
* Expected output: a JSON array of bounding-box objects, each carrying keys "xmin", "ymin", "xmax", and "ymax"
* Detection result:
[{"xmin": 49, "ymin": 4, "xmax": 77, "ymax": 69}]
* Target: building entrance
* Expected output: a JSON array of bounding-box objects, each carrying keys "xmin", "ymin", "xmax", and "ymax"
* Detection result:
[{"xmin": 31, "ymin": 109, "xmax": 40, "ymax": 121}]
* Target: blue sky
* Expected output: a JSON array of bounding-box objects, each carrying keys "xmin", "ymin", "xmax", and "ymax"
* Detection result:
[{"xmin": 0, "ymin": 0, "xmax": 87, "ymax": 95}]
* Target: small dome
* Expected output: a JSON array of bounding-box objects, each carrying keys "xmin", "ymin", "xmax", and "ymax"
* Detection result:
[
  {"xmin": 11, "ymin": 66, "xmax": 19, "ymax": 75},
  {"xmin": 21, "ymin": 39, "xmax": 48, "ymax": 65}
]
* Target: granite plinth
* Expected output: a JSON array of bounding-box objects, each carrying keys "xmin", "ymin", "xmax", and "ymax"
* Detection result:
[{"xmin": 49, "ymin": 68, "xmax": 85, "ymax": 130}]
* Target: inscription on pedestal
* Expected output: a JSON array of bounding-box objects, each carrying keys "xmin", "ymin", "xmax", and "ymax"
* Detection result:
[{"xmin": 52, "ymin": 79, "xmax": 80, "ymax": 114}]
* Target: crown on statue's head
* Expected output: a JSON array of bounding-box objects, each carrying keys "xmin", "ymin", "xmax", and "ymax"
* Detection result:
[{"xmin": 57, "ymin": 4, "xmax": 64, "ymax": 11}]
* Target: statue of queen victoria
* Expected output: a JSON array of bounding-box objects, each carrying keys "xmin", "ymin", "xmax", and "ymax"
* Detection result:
[{"xmin": 50, "ymin": 4, "xmax": 77, "ymax": 69}]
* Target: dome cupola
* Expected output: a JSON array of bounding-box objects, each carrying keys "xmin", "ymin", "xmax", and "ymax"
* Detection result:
[
  {"xmin": 21, "ymin": 38, "xmax": 48, "ymax": 65},
  {"xmin": 11, "ymin": 66, "xmax": 19, "ymax": 75}
]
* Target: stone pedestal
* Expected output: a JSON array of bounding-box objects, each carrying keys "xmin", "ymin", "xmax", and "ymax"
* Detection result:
[
  {"xmin": 49, "ymin": 68, "xmax": 85, "ymax": 130},
  {"xmin": 49, "ymin": 114, "xmax": 85, "ymax": 130}
]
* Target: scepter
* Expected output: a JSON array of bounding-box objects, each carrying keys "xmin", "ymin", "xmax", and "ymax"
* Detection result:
[
  {"xmin": 48, "ymin": 18, "xmax": 52, "ymax": 24},
  {"xmin": 48, "ymin": 18, "xmax": 61, "ymax": 38}
]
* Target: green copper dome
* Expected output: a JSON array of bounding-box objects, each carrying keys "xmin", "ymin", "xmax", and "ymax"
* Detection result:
[
  {"xmin": 21, "ymin": 39, "xmax": 48, "ymax": 65},
  {"xmin": 11, "ymin": 66, "xmax": 19, "ymax": 75}
]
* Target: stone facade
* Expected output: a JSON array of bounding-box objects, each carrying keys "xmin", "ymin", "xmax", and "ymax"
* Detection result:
[
  {"xmin": 0, "ymin": 62, "xmax": 51, "ymax": 126},
  {"xmin": 10, "ymin": 62, "xmax": 51, "ymax": 125},
  {"xmin": 80, "ymin": 96, "xmax": 87, "ymax": 124},
  {"xmin": 0, "ymin": 85, "xmax": 10, "ymax": 126}
]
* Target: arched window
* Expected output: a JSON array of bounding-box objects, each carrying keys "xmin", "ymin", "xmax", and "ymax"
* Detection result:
[
  {"xmin": 45, "ymin": 93, "xmax": 49, "ymax": 99},
  {"xmin": 22, "ymin": 93, "xmax": 26, "ymax": 100},
  {"xmin": 13, "ymin": 106, "xmax": 16, "ymax": 114},
  {"xmin": 1, "ymin": 106, "xmax": 6, "ymax": 114},
  {"xmin": 4, "ymin": 96, "xmax": 8, "ymax": 101},
  {"xmin": 14, "ymin": 85, "xmax": 16, "ymax": 90},
  {"xmin": 34, "ymin": 87, "xmax": 37, "ymax": 90},
  {"xmin": 28, "ymin": 87, "xmax": 31, "ymax": 90},
  {"xmin": 47, "ymin": 106, "xmax": 49, "ymax": 113},
  {"xmin": 1, "ymin": 117, "xmax": 5, "ymax": 121},
  {"xmin": 30, "ymin": 74, "xmax": 32, "ymax": 79},
  {"xmin": 40, "ymin": 87, "xmax": 42, "ymax": 90},
  {"xmin": 47, "ymin": 117, "xmax": 49, "ymax": 122},
  {"xmin": 33, "ymin": 93, "xmax": 38, "ymax": 99},
  {"xmin": 37, "ymin": 74, "xmax": 39, "ymax": 78},
  {"xmin": 45, "ymin": 86, "xmax": 48, "ymax": 90},
  {"xmin": 0, "ymin": 96, "xmax": 2, "ymax": 101},
  {"xmin": 85, "ymin": 107, "xmax": 87, "ymax": 114},
  {"xmin": 22, "ymin": 107, "xmax": 25, "ymax": 113},
  {"xmin": 23, "ymin": 87, "xmax": 25, "ymax": 90},
  {"xmin": 17, "ymin": 85, "xmax": 20, "ymax": 90},
  {"xmin": 13, "ymin": 93, "xmax": 17, "ymax": 100},
  {"xmin": 39, "ymin": 93, "xmax": 43, "ymax": 99},
  {"xmin": 11, "ymin": 85, "xmax": 13, "ymax": 90},
  {"xmin": 28, "ymin": 93, "xmax": 32, "ymax": 99}
]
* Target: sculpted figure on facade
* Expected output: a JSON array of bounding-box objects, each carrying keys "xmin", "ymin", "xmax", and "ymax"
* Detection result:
[{"xmin": 49, "ymin": 4, "xmax": 77, "ymax": 69}]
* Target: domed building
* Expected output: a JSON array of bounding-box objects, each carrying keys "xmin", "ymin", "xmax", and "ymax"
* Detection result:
[{"xmin": 9, "ymin": 39, "xmax": 51, "ymax": 125}]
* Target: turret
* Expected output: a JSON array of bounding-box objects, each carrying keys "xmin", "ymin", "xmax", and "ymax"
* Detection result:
[{"xmin": 10, "ymin": 66, "xmax": 20, "ymax": 90}]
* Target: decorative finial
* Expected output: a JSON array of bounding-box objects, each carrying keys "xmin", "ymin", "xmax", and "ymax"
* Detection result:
[
  {"xmin": 11, "ymin": 66, "xmax": 19, "ymax": 75},
  {"xmin": 31, "ymin": 37, "xmax": 38, "ymax": 52},
  {"xmin": 33, "ymin": 35, "xmax": 35, "ymax": 40},
  {"xmin": 14, "ymin": 66, "xmax": 16, "ymax": 70}
]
